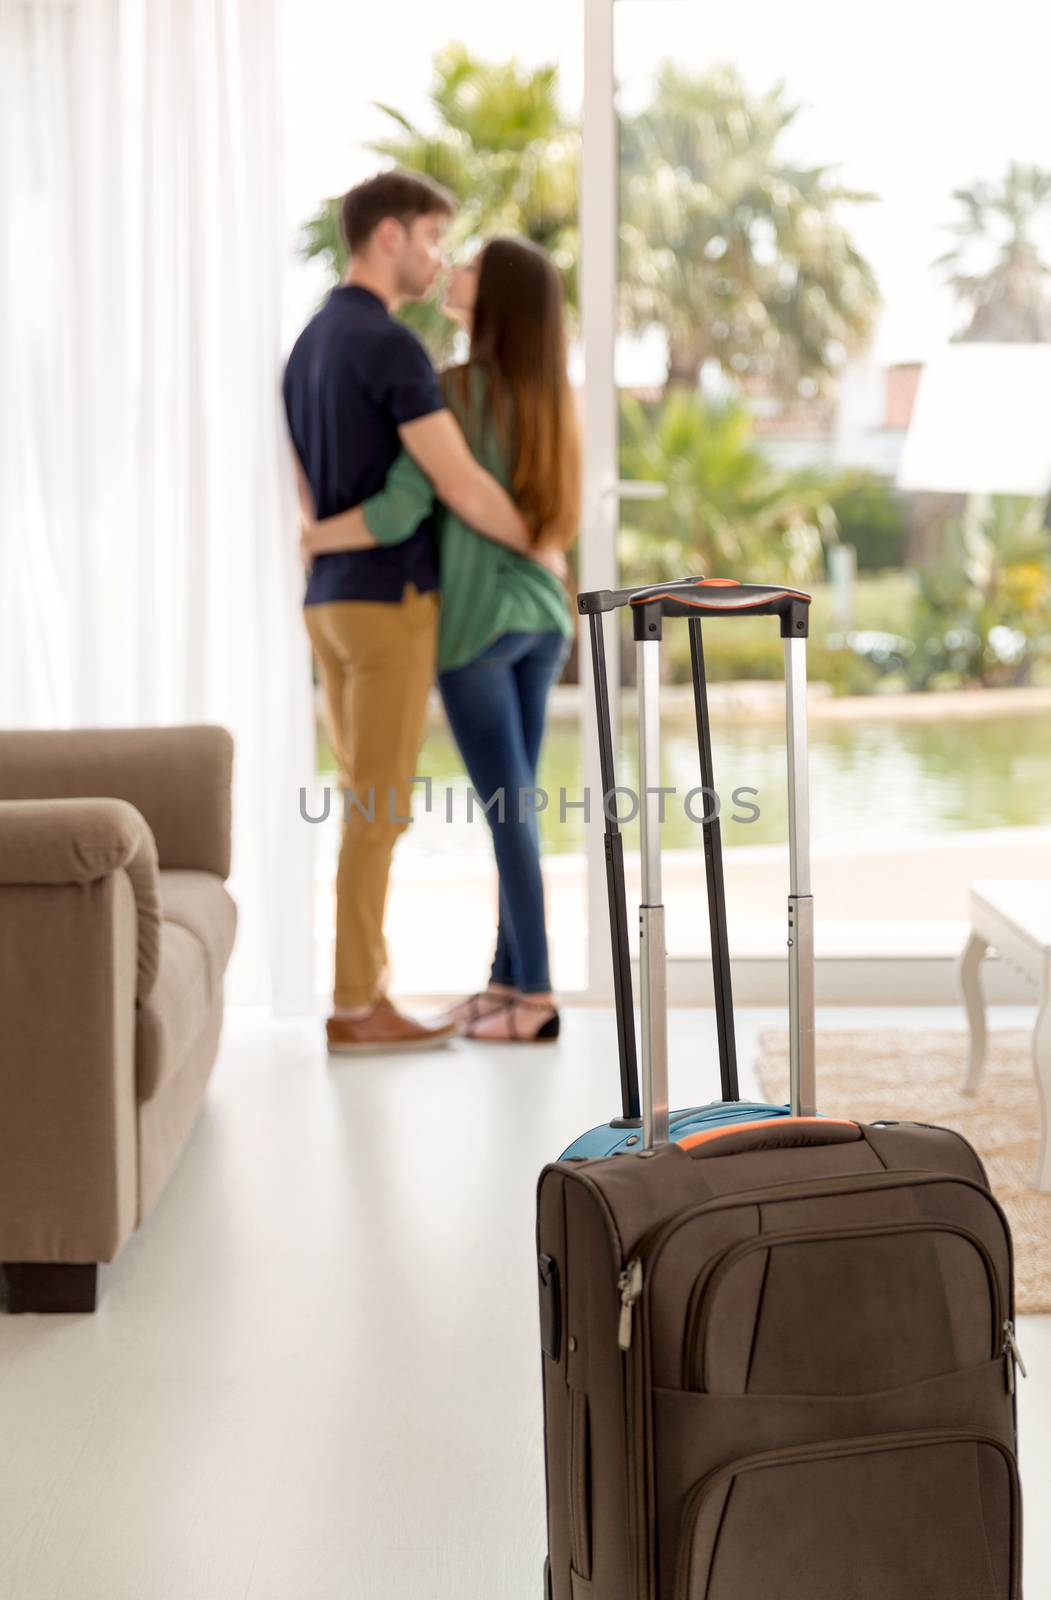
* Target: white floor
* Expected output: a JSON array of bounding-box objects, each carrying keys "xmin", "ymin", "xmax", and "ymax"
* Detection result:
[{"xmin": 0, "ymin": 1006, "xmax": 1048, "ymax": 1599}]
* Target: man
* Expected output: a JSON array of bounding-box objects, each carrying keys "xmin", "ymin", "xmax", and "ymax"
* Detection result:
[{"xmin": 284, "ymin": 170, "xmax": 534, "ymax": 1054}]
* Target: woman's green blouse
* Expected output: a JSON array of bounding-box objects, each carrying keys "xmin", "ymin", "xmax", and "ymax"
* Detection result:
[{"xmin": 362, "ymin": 364, "xmax": 573, "ymax": 674}]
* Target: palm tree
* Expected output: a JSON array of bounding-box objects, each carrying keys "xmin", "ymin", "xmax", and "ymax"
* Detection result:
[
  {"xmin": 299, "ymin": 44, "xmax": 579, "ymax": 361},
  {"xmin": 620, "ymin": 63, "xmax": 880, "ymax": 395},
  {"xmin": 937, "ymin": 163, "xmax": 1051, "ymax": 342},
  {"xmin": 916, "ymin": 166, "xmax": 1051, "ymax": 573},
  {"xmin": 619, "ymin": 388, "xmax": 838, "ymax": 584}
]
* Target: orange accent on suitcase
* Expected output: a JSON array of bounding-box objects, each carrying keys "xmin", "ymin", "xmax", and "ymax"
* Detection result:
[
  {"xmin": 677, "ymin": 1116, "xmax": 857, "ymax": 1150},
  {"xmin": 629, "ymin": 588, "xmax": 796, "ymax": 610}
]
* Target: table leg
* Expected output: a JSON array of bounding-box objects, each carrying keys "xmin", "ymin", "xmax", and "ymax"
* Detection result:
[
  {"xmin": 1034, "ymin": 983, "xmax": 1051, "ymax": 1193},
  {"xmin": 959, "ymin": 931, "xmax": 988, "ymax": 1096}
]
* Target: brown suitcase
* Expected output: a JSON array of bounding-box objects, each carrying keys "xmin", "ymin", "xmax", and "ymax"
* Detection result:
[{"xmin": 537, "ymin": 579, "xmax": 1023, "ymax": 1599}]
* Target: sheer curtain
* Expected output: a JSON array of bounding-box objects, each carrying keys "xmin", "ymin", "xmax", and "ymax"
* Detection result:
[{"xmin": 0, "ymin": 0, "xmax": 316, "ymax": 1011}]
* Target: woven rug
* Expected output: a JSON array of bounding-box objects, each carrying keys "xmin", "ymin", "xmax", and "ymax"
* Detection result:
[{"xmin": 755, "ymin": 1030, "xmax": 1050, "ymax": 1314}]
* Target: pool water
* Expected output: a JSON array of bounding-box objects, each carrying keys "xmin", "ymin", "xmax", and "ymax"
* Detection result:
[{"xmin": 317, "ymin": 706, "xmax": 1051, "ymax": 860}]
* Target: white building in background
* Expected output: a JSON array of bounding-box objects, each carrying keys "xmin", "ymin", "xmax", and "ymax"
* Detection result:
[
  {"xmin": 755, "ymin": 358, "xmax": 923, "ymax": 478},
  {"xmin": 897, "ymin": 343, "xmax": 1051, "ymax": 497},
  {"xmin": 600, "ymin": 328, "xmax": 926, "ymax": 480}
]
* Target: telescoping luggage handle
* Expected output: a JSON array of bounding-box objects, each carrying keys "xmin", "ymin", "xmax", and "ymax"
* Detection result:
[{"xmin": 577, "ymin": 577, "xmax": 816, "ymax": 1150}]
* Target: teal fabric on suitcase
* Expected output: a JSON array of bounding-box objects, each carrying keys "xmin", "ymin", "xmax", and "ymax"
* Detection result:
[{"xmin": 560, "ymin": 1100, "xmax": 794, "ymax": 1161}]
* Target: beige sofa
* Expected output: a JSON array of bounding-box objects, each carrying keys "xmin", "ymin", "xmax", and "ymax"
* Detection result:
[{"xmin": 0, "ymin": 726, "xmax": 236, "ymax": 1312}]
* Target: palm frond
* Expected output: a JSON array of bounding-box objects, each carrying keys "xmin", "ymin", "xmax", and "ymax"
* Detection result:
[
  {"xmin": 372, "ymin": 102, "xmax": 421, "ymax": 137},
  {"xmin": 940, "ymin": 162, "xmax": 1051, "ymax": 338}
]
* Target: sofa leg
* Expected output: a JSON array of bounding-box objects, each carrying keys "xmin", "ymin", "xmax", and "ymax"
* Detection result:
[{"xmin": 3, "ymin": 1263, "xmax": 99, "ymax": 1314}]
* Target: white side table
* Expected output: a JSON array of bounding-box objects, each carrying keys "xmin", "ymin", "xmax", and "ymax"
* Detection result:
[{"xmin": 959, "ymin": 880, "xmax": 1051, "ymax": 1191}]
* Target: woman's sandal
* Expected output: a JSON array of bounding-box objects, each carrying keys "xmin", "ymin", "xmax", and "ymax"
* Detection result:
[
  {"xmin": 439, "ymin": 989, "xmax": 514, "ymax": 1035},
  {"xmin": 464, "ymin": 996, "xmax": 561, "ymax": 1043}
]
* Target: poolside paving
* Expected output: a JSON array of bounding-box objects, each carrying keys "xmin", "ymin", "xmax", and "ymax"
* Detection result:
[{"xmin": 312, "ymin": 822, "xmax": 1051, "ymax": 997}]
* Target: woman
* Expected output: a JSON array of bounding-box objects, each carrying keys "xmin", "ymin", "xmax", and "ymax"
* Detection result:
[{"xmin": 302, "ymin": 236, "xmax": 580, "ymax": 1042}]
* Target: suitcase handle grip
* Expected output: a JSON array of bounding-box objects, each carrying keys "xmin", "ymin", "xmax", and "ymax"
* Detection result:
[
  {"xmin": 679, "ymin": 1117, "xmax": 860, "ymax": 1158},
  {"xmin": 630, "ymin": 581, "xmax": 811, "ymax": 638},
  {"xmin": 577, "ymin": 575, "xmax": 709, "ymax": 616}
]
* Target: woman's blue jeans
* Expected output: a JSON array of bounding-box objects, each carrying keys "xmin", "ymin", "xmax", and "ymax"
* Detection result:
[{"xmin": 438, "ymin": 630, "xmax": 570, "ymax": 995}]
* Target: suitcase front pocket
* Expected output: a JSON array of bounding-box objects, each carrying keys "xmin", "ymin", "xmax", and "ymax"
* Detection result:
[
  {"xmin": 684, "ymin": 1221, "xmax": 1004, "ymax": 1395},
  {"xmin": 675, "ymin": 1430, "xmax": 1020, "ymax": 1600}
]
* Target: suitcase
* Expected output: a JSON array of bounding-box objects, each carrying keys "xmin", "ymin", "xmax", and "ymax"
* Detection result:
[{"xmin": 536, "ymin": 576, "xmax": 1023, "ymax": 1600}]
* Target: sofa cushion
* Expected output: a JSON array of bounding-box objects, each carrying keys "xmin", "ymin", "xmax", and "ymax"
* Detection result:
[
  {"xmin": 157, "ymin": 870, "xmax": 237, "ymax": 991},
  {"xmin": 136, "ymin": 871, "xmax": 237, "ymax": 1102}
]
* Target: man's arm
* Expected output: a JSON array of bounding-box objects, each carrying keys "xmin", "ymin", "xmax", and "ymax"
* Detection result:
[
  {"xmin": 378, "ymin": 323, "xmax": 530, "ymax": 553},
  {"xmin": 399, "ymin": 410, "xmax": 532, "ymax": 554},
  {"xmin": 377, "ymin": 324, "xmax": 560, "ymax": 569}
]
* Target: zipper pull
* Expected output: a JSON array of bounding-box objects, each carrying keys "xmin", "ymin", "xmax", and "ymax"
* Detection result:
[
  {"xmin": 1003, "ymin": 1320, "xmax": 1027, "ymax": 1393},
  {"xmin": 618, "ymin": 1259, "xmax": 643, "ymax": 1352}
]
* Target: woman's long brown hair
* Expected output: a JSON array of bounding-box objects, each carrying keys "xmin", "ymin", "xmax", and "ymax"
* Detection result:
[{"xmin": 451, "ymin": 237, "xmax": 580, "ymax": 551}]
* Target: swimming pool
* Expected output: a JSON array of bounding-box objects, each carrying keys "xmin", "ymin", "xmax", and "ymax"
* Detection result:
[{"xmin": 368, "ymin": 702, "xmax": 1051, "ymax": 858}]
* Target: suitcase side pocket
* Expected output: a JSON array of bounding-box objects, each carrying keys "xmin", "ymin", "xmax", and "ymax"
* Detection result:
[{"xmin": 568, "ymin": 1387, "xmax": 593, "ymax": 1583}]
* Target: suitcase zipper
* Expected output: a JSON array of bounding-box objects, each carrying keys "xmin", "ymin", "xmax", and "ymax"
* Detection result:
[
  {"xmin": 618, "ymin": 1268, "xmax": 650, "ymax": 1591},
  {"xmin": 618, "ymin": 1258, "xmax": 643, "ymax": 1352},
  {"xmin": 673, "ymin": 1427, "xmax": 1022, "ymax": 1600},
  {"xmin": 683, "ymin": 1219, "xmax": 1005, "ymax": 1391},
  {"xmin": 1002, "ymin": 1319, "xmax": 1027, "ymax": 1394}
]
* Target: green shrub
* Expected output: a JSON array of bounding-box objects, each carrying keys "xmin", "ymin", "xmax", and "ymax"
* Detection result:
[
  {"xmin": 649, "ymin": 574, "xmax": 913, "ymax": 695},
  {"xmin": 617, "ymin": 391, "xmax": 837, "ymax": 586},
  {"xmin": 907, "ymin": 497, "xmax": 1051, "ymax": 688},
  {"xmin": 830, "ymin": 476, "xmax": 908, "ymax": 572}
]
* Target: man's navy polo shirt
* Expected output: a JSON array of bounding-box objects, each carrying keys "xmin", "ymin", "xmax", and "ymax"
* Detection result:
[{"xmin": 283, "ymin": 285, "xmax": 444, "ymax": 605}]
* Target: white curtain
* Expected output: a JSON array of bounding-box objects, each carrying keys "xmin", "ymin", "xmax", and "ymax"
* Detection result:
[{"xmin": 0, "ymin": 0, "xmax": 316, "ymax": 1012}]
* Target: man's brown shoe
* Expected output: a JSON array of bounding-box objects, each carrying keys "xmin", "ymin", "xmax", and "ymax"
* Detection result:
[{"xmin": 326, "ymin": 998, "xmax": 456, "ymax": 1056}]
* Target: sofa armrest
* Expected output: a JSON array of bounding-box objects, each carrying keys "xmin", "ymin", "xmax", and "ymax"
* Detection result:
[
  {"xmin": 0, "ymin": 798, "xmax": 161, "ymax": 1002},
  {"xmin": 0, "ymin": 863, "xmax": 140, "ymax": 1265},
  {"xmin": 0, "ymin": 725, "xmax": 233, "ymax": 878}
]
